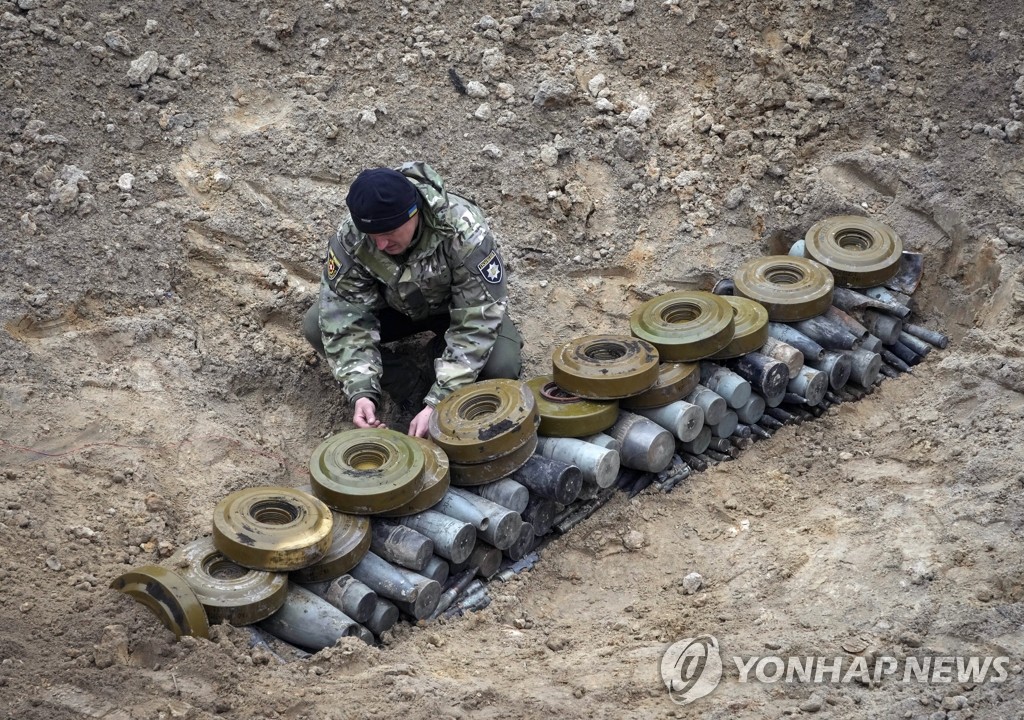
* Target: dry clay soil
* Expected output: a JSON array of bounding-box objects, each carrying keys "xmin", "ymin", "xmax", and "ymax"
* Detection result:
[{"xmin": 3, "ymin": 1, "xmax": 1024, "ymax": 718}]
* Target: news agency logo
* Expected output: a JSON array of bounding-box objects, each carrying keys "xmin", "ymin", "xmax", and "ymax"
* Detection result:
[
  {"xmin": 660, "ymin": 635, "xmax": 724, "ymax": 705},
  {"xmin": 660, "ymin": 635, "xmax": 1010, "ymax": 706}
]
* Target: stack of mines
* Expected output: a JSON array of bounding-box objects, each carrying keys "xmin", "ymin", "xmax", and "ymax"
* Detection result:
[{"xmin": 112, "ymin": 215, "xmax": 947, "ymax": 653}]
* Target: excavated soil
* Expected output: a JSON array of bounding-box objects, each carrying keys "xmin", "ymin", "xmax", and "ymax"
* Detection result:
[{"xmin": 3, "ymin": 1, "xmax": 1024, "ymax": 718}]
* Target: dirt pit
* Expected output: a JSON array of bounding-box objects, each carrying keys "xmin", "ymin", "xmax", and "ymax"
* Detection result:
[{"xmin": 3, "ymin": 0, "xmax": 1024, "ymax": 718}]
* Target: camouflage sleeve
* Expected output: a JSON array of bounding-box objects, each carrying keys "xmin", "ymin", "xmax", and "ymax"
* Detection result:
[
  {"xmin": 319, "ymin": 233, "xmax": 387, "ymax": 405},
  {"xmin": 424, "ymin": 219, "xmax": 509, "ymax": 407}
]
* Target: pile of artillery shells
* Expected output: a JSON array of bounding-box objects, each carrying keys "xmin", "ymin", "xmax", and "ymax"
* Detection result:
[{"xmin": 112, "ymin": 213, "xmax": 946, "ymax": 653}]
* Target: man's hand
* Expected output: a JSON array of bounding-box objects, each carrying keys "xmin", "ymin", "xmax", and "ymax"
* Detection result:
[
  {"xmin": 407, "ymin": 406, "xmax": 434, "ymax": 438},
  {"xmin": 353, "ymin": 397, "xmax": 386, "ymax": 429}
]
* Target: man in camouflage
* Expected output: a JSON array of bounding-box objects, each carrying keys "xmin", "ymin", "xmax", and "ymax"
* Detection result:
[{"xmin": 303, "ymin": 162, "xmax": 523, "ymax": 437}]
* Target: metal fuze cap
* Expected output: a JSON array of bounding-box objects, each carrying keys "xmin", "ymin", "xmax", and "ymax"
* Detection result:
[{"xmin": 346, "ymin": 168, "xmax": 419, "ymax": 234}]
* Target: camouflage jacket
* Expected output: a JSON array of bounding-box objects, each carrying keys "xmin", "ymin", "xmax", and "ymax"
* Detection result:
[{"xmin": 318, "ymin": 162, "xmax": 510, "ymax": 408}]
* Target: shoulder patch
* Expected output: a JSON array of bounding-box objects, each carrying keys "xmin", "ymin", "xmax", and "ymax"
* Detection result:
[
  {"xmin": 476, "ymin": 250, "xmax": 503, "ymax": 284},
  {"xmin": 326, "ymin": 248, "xmax": 342, "ymax": 280}
]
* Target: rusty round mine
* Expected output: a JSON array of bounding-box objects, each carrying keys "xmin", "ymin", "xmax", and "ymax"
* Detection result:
[
  {"xmin": 310, "ymin": 429, "xmax": 426, "ymax": 515},
  {"xmin": 428, "ymin": 379, "xmax": 539, "ymax": 464},
  {"xmin": 733, "ymin": 256, "xmax": 834, "ymax": 322},
  {"xmin": 110, "ymin": 565, "xmax": 210, "ymax": 639},
  {"xmin": 288, "ymin": 485, "xmax": 372, "ymax": 583},
  {"xmin": 711, "ymin": 296, "xmax": 770, "ymax": 359},
  {"xmin": 552, "ymin": 334, "xmax": 660, "ymax": 400},
  {"xmin": 525, "ymin": 375, "xmax": 620, "ymax": 437},
  {"xmin": 803, "ymin": 215, "xmax": 903, "ymax": 288},
  {"xmin": 212, "ymin": 486, "xmax": 334, "ymax": 571},
  {"xmin": 376, "ymin": 438, "xmax": 452, "ymax": 518},
  {"xmin": 621, "ymin": 362, "xmax": 701, "ymax": 410},
  {"xmin": 171, "ymin": 537, "xmax": 288, "ymax": 625},
  {"xmin": 630, "ymin": 291, "xmax": 736, "ymax": 362},
  {"xmin": 448, "ymin": 433, "xmax": 539, "ymax": 487}
]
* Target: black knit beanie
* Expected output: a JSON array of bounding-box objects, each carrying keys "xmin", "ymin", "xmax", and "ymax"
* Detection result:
[{"xmin": 345, "ymin": 168, "xmax": 419, "ymax": 234}]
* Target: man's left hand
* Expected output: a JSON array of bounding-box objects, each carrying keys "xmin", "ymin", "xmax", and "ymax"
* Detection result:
[{"xmin": 407, "ymin": 406, "xmax": 434, "ymax": 438}]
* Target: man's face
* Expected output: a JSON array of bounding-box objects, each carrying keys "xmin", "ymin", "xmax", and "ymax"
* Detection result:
[{"xmin": 369, "ymin": 215, "xmax": 419, "ymax": 255}]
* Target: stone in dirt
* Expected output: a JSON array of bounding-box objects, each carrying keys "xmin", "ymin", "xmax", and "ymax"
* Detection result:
[
  {"xmin": 103, "ymin": 31, "xmax": 133, "ymax": 56},
  {"xmin": 615, "ymin": 127, "xmax": 643, "ymax": 160},
  {"xmin": 622, "ymin": 530, "xmax": 645, "ymax": 550},
  {"xmin": 127, "ymin": 51, "xmax": 160, "ymax": 86},
  {"xmin": 799, "ymin": 694, "xmax": 824, "ymax": 713},
  {"xmin": 533, "ymin": 79, "xmax": 575, "ymax": 109},
  {"xmin": 681, "ymin": 572, "xmax": 703, "ymax": 594}
]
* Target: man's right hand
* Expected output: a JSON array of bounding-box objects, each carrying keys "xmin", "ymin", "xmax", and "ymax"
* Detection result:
[{"xmin": 353, "ymin": 397, "xmax": 385, "ymax": 429}]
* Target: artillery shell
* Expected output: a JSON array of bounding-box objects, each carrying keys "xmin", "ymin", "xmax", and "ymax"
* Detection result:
[
  {"xmin": 396, "ymin": 510, "xmax": 476, "ymax": 565},
  {"xmin": 365, "ymin": 598, "xmax": 399, "ymax": 636},
  {"xmin": 257, "ymin": 585, "xmax": 360, "ymax": 651},
  {"xmin": 522, "ymin": 494, "xmax": 559, "ymax": 537},
  {"xmin": 712, "ymin": 411, "xmax": 738, "ymax": 439},
  {"xmin": 731, "ymin": 424, "xmax": 752, "ymax": 439},
  {"xmin": 735, "ymin": 394, "xmax": 766, "ymax": 425},
  {"xmin": 681, "ymin": 452, "xmax": 708, "ymax": 472},
  {"xmin": 369, "ymin": 521, "xmax": 434, "ymax": 573},
  {"xmin": 897, "ymin": 331, "xmax": 932, "ymax": 358},
  {"xmin": 679, "ymin": 425, "xmax": 712, "ymax": 456},
  {"xmin": 767, "ymin": 323, "xmax": 826, "ymax": 362},
  {"xmin": 505, "ymin": 522, "xmax": 537, "ymax": 561},
  {"xmin": 470, "ymin": 478, "xmax": 530, "ymax": 515},
  {"xmin": 761, "ymin": 336, "xmax": 805, "ymax": 379},
  {"xmin": 861, "ymin": 309, "xmax": 903, "ymax": 345},
  {"xmin": 684, "ymin": 384, "xmax": 728, "ymax": 425},
  {"xmin": 420, "ymin": 555, "xmax": 450, "ymax": 586},
  {"xmin": 903, "ymin": 323, "xmax": 949, "ymax": 349},
  {"xmin": 535, "ymin": 436, "xmax": 620, "ymax": 489},
  {"xmin": 511, "ymin": 455, "xmax": 583, "ymax": 505},
  {"xmin": 879, "ymin": 364, "xmax": 900, "ymax": 379},
  {"xmin": 303, "ymin": 575, "xmax": 376, "ymax": 624},
  {"xmin": 633, "ymin": 400, "xmax": 705, "ymax": 442},
  {"xmin": 765, "ymin": 406, "xmax": 796, "ymax": 424},
  {"xmin": 700, "ymin": 363, "xmax": 752, "ymax": 409},
  {"xmin": 608, "ymin": 411, "xmax": 675, "ymax": 473},
  {"xmin": 447, "ymin": 488, "xmax": 524, "ymax": 550}
]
